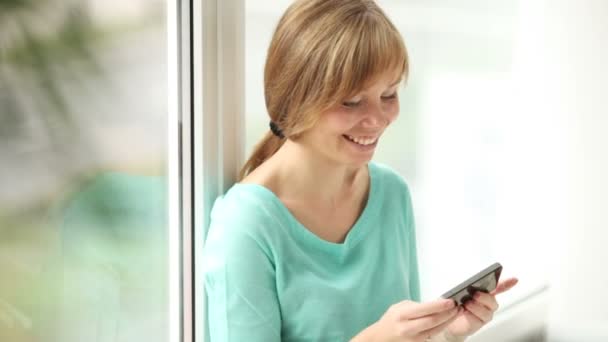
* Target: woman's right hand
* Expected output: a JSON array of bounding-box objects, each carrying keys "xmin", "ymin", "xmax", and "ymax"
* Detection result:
[{"xmin": 351, "ymin": 298, "xmax": 461, "ymax": 342}]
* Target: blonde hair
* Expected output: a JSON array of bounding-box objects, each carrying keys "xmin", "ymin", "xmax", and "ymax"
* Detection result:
[{"xmin": 239, "ymin": 0, "xmax": 408, "ymax": 180}]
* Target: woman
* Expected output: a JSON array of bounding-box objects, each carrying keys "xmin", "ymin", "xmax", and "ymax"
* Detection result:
[{"xmin": 203, "ymin": 0, "xmax": 518, "ymax": 341}]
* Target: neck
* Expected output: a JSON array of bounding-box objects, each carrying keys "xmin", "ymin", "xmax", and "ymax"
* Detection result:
[{"xmin": 269, "ymin": 139, "xmax": 368, "ymax": 205}]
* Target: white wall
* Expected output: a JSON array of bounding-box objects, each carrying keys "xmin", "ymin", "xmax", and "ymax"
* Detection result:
[
  {"xmin": 470, "ymin": 1, "xmax": 608, "ymax": 340},
  {"xmin": 539, "ymin": 0, "xmax": 608, "ymax": 340}
]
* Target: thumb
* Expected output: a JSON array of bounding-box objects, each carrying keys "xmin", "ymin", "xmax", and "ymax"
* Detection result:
[{"xmin": 491, "ymin": 277, "xmax": 519, "ymax": 296}]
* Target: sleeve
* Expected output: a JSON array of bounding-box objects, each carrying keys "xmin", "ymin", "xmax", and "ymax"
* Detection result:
[
  {"xmin": 203, "ymin": 216, "xmax": 282, "ymax": 342},
  {"xmin": 376, "ymin": 162, "xmax": 422, "ymax": 303},
  {"xmin": 407, "ymin": 210, "xmax": 421, "ymax": 302},
  {"xmin": 402, "ymin": 177, "xmax": 422, "ymax": 302}
]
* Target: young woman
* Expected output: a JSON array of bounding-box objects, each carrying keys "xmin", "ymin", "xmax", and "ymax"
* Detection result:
[{"xmin": 203, "ymin": 1, "xmax": 518, "ymax": 341}]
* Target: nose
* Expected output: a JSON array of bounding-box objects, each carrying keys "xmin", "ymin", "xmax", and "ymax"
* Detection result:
[{"xmin": 361, "ymin": 102, "xmax": 391, "ymax": 129}]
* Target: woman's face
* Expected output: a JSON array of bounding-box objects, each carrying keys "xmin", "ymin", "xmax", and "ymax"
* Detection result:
[{"xmin": 299, "ymin": 71, "xmax": 402, "ymax": 167}]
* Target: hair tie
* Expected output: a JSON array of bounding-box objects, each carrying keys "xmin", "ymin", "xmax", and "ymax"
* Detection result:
[{"xmin": 269, "ymin": 121, "xmax": 285, "ymax": 139}]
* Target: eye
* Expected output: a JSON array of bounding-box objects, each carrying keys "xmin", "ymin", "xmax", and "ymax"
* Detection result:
[
  {"xmin": 381, "ymin": 92, "xmax": 398, "ymax": 101},
  {"xmin": 342, "ymin": 100, "xmax": 361, "ymax": 108}
]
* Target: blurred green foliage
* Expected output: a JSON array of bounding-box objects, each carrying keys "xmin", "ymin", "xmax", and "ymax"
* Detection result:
[
  {"xmin": 0, "ymin": 0, "xmax": 101, "ymax": 141},
  {"xmin": 0, "ymin": 1, "xmax": 169, "ymax": 340}
]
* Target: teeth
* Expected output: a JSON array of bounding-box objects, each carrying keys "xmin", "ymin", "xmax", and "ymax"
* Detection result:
[{"xmin": 346, "ymin": 135, "xmax": 377, "ymax": 146}]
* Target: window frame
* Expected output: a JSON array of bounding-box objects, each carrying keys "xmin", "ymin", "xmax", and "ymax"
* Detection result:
[
  {"xmin": 193, "ymin": 0, "xmax": 245, "ymax": 341},
  {"xmin": 168, "ymin": 0, "xmax": 193, "ymax": 341}
]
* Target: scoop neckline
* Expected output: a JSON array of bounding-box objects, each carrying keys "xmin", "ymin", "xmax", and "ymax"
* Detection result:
[{"xmin": 232, "ymin": 162, "xmax": 381, "ymax": 255}]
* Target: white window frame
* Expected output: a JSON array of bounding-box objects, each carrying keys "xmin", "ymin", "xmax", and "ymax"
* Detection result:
[
  {"xmin": 193, "ymin": 0, "xmax": 245, "ymax": 342},
  {"xmin": 168, "ymin": 1, "xmax": 189, "ymax": 341}
]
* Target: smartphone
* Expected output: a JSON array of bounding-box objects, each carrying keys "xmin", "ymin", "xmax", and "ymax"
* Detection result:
[{"xmin": 441, "ymin": 262, "xmax": 503, "ymax": 306}]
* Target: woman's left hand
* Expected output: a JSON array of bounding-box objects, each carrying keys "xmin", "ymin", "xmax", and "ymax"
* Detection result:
[{"xmin": 445, "ymin": 277, "xmax": 519, "ymax": 338}]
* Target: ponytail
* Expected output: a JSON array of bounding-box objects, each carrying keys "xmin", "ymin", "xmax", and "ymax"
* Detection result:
[{"xmin": 238, "ymin": 131, "xmax": 286, "ymax": 180}]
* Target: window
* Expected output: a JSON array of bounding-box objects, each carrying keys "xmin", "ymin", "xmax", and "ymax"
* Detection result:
[{"xmin": 0, "ymin": 1, "xmax": 184, "ymax": 341}]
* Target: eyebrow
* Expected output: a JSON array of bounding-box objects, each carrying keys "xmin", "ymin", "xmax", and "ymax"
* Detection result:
[
  {"xmin": 389, "ymin": 78, "xmax": 403, "ymax": 87},
  {"xmin": 378, "ymin": 79, "xmax": 402, "ymax": 93},
  {"xmin": 348, "ymin": 77, "xmax": 403, "ymax": 99}
]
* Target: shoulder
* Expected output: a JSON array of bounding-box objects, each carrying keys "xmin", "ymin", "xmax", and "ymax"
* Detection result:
[
  {"xmin": 369, "ymin": 161, "xmax": 412, "ymax": 198},
  {"xmin": 203, "ymin": 185, "xmax": 281, "ymax": 287},
  {"xmin": 206, "ymin": 183, "xmax": 286, "ymax": 248},
  {"xmin": 214, "ymin": 183, "xmax": 282, "ymax": 223},
  {"xmin": 369, "ymin": 162, "xmax": 416, "ymax": 233}
]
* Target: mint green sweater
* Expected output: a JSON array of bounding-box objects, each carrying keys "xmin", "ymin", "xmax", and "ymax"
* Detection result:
[{"xmin": 203, "ymin": 162, "xmax": 421, "ymax": 341}]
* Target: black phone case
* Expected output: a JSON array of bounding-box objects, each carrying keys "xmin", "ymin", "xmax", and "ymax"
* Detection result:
[{"xmin": 441, "ymin": 262, "xmax": 503, "ymax": 306}]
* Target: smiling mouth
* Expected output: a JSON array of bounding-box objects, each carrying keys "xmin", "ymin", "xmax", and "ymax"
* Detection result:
[{"xmin": 342, "ymin": 134, "xmax": 378, "ymax": 146}]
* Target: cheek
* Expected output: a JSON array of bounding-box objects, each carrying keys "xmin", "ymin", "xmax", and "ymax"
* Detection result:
[
  {"xmin": 325, "ymin": 111, "xmax": 358, "ymax": 130},
  {"xmin": 388, "ymin": 102, "xmax": 400, "ymax": 123},
  {"xmin": 307, "ymin": 115, "xmax": 348, "ymax": 144}
]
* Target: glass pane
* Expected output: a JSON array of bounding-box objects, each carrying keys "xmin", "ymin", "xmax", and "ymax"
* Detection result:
[{"xmin": 0, "ymin": 1, "xmax": 170, "ymax": 341}]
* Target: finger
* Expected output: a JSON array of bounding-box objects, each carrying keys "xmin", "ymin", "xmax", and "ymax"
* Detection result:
[
  {"xmin": 464, "ymin": 300, "xmax": 493, "ymax": 323},
  {"xmin": 461, "ymin": 308, "xmax": 484, "ymax": 326},
  {"xmin": 406, "ymin": 306, "xmax": 459, "ymax": 333},
  {"xmin": 472, "ymin": 292, "xmax": 498, "ymax": 311},
  {"xmin": 491, "ymin": 277, "xmax": 519, "ymax": 296},
  {"xmin": 398, "ymin": 298, "xmax": 456, "ymax": 319},
  {"xmin": 416, "ymin": 306, "xmax": 463, "ymax": 340}
]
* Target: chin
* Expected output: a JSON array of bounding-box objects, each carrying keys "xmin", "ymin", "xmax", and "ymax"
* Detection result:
[{"xmin": 345, "ymin": 154, "xmax": 374, "ymax": 167}]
